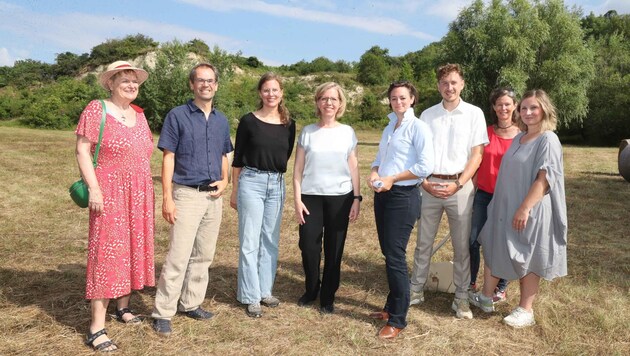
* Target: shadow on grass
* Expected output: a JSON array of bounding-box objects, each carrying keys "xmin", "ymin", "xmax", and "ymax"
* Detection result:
[
  {"xmin": 0, "ymin": 264, "xmax": 151, "ymax": 332},
  {"xmin": 579, "ymin": 171, "xmax": 624, "ymax": 178}
]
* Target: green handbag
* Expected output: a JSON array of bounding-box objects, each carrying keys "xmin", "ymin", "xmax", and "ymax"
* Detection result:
[{"xmin": 69, "ymin": 100, "xmax": 107, "ymax": 208}]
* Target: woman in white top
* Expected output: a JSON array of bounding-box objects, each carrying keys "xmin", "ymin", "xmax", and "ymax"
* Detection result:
[{"xmin": 293, "ymin": 82, "xmax": 360, "ymax": 314}]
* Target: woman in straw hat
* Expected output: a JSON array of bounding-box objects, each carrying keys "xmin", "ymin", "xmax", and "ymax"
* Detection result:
[{"xmin": 75, "ymin": 60, "xmax": 154, "ymax": 351}]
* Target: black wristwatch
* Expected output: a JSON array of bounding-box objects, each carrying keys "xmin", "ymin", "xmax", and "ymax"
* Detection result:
[{"xmin": 353, "ymin": 195, "xmax": 363, "ymax": 202}]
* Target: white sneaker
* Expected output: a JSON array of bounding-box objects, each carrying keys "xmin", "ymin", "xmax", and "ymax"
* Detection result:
[
  {"xmin": 468, "ymin": 291, "xmax": 494, "ymax": 313},
  {"xmin": 410, "ymin": 290, "xmax": 424, "ymax": 306},
  {"xmin": 451, "ymin": 297, "xmax": 473, "ymax": 319},
  {"xmin": 503, "ymin": 307, "xmax": 536, "ymax": 328}
]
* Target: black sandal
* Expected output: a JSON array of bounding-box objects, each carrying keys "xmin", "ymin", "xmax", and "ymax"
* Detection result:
[
  {"xmin": 85, "ymin": 328, "xmax": 118, "ymax": 352},
  {"xmin": 115, "ymin": 308, "xmax": 142, "ymax": 324}
]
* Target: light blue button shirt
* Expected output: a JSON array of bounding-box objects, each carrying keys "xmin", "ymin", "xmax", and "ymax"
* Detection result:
[{"xmin": 371, "ymin": 108, "xmax": 434, "ymax": 186}]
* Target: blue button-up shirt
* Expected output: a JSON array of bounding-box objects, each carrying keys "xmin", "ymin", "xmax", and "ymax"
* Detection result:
[
  {"xmin": 158, "ymin": 100, "xmax": 234, "ymax": 186},
  {"xmin": 371, "ymin": 108, "xmax": 434, "ymax": 186}
]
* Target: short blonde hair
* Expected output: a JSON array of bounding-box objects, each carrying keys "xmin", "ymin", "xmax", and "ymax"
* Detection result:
[
  {"xmin": 314, "ymin": 82, "xmax": 347, "ymax": 119},
  {"xmin": 517, "ymin": 89, "xmax": 557, "ymax": 132}
]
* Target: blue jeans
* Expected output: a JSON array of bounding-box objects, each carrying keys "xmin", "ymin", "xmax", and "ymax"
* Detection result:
[
  {"xmin": 374, "ymin": 185, "xmax": 421, "ymax": 329},
  {"xmin": 469, "ymin": 189, "xmax": 507, "ymax": 291},
  {"xmin": 236, "ymin": 167, "xmax": 286, "ymax": 304}
]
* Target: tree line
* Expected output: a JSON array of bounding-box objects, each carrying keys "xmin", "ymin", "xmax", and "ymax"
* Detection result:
[{"xmin": 0, "ymin": 0, "xmax": 628, "ymax": 146}]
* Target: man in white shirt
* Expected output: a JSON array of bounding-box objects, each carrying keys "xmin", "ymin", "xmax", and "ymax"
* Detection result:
[{"xmin": 409, "ymin": 63, "xmax": 488, "ymax": 319}]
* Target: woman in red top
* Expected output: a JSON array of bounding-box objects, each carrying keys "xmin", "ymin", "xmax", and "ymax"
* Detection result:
[
  {"xmin": 76, "ymin": 61, "xmax": 154, "ymax": 352},
  {"xmin": 469, "ymin": 88, "xmax": 520, "ymax": 301}
]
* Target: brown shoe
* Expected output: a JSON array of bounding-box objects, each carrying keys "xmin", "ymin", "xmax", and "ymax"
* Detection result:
[
  {"xmin": 369, "ymin": 310, "xmax": 390, "ymax": 320},
  {"xmin": 378, "ymin": 325, "xmax": 403, "ymax": 339}
]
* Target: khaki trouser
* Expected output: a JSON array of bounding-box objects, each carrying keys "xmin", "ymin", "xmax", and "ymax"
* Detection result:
[
  {"xmin": 152, "ymin": 184, "xmax": 222, "ymax": 319},
  {"xmin": 409, "ymin": 179, "xmax": 474, "ymax": 299}
]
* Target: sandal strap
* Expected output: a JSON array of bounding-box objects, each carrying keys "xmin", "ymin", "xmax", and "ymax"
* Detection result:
[
  {"xmin": 116, "ymin": 308, "xmax": 133, "ymax": 318},
  {"xmin": 85, "ymin": 328, "xmax": 107, "ymax": 345},
  {"xmin": 94, "ymin": 340, "xmax": 117, "ymax": 351}
]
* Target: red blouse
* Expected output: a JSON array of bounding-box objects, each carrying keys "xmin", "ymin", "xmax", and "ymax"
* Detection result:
[{"xmin": 477, "ymin": 126, "xmax": 515, "ymax": 194}]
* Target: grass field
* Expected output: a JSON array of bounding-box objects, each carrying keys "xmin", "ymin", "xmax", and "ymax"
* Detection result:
[{"xmin": 0, "ymin": 126, "xmax": 628, "ymax": 355}]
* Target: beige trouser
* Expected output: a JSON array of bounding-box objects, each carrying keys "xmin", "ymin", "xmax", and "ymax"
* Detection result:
[
  {"xmin": 152, "ymin": 184, "xmax": 222, "ymax": 319},
  {"xmin": 409, "ymin": 178, "xmax": 474, "ymax": 299}
]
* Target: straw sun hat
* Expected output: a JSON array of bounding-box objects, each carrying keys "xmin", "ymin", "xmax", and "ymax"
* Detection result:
[{"xmin": 99, "ymin": 60, "xmax": 149, "ymax": 90}]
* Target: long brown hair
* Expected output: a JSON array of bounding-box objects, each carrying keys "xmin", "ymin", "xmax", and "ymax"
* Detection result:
[{"xmin": 257, "ymin": 72, "xmax": 290, "ymax": 126}]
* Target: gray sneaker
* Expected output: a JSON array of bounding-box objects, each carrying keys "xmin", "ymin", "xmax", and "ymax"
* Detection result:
[
  {"xmin": 451, "ymin": 297, "xmax": 473, "ymax": 319},
  {"xmin": 503, "ymin": 307, "xmax": 535, "ymax": 328},
  {"xmin": 261, "ymin": 296, "xmax": 280, "ymax": 308},
  {"xmin": 468, "ymin": 291, "xmax": 494, "ymax": 313},
  {"xmin": 410, "ymin": 290, "xmax": 424, "ymax": 306},
  {"xmin": 246, "ymin": 302, "xmax": 263, "ymax": 318},
  {"xmin": 152, "ymin": 318, "xmax": 172, "ymax": 337}
]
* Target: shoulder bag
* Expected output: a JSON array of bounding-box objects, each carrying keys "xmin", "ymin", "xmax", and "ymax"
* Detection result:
[{"xmin": 69, "ymin": 99, "xmax": 107, "ymax": 208}]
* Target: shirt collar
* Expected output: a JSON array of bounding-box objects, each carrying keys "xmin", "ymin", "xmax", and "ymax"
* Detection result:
[
  {"xmin": 387, "ymin": 107, "xmax": 416, "ymax": 123},
  {"xmin": 440, "ymin": 98, "xmax": 466, "ymax": 114},
  {"xmin": 186, "ymin": 99, "xmax": 215, "ymax": 114}
]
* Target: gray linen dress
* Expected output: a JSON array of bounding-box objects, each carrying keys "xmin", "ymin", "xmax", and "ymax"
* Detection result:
[{"xmin": 479, "ymin": 131, "xmax": 568, "ymax": 281}]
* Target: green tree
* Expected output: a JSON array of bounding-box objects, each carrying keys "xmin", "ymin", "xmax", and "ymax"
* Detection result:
[
  {"xmin": 357, "ymin": 52, "xmax": 388, "ymax": 85},
  {"xmin": 359, "ymin": 90, "xmax": 388, "ymax": 123},
  {"xmin": 89, "ymin": 34, "xmax": 158, "ymax": 66},
  {"xmin": 53, "ymin": 52, "xmax": 89, "ymax": 78},
  {"xmin": 581, "ymin": 11, "xmax": 630, "ymax": 145},
  {"xmin": 186, "ymin": 38, "xmax": 210, "ymax": 57},
  {"xmin": 6, "ymin": 59, "xmax": 54, "ymax": 88},
  {"xmin": 245, "ymin": 56, "xmax": 262, "ymax": 68},
  {"xmin": 441, "ymin": 0, "xmax": 594, "ymax": 128},
  {"xmin": 136, "ymin": 41, "xmax": 194, "ymax": 131}
]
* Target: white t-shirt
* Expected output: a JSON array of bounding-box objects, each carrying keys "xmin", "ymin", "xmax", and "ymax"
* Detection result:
[
  {"xmin": 420, "ymin": 99, "xmax": 488, "ymax": 175},
  {"xmin": 298, "ymin": 123, "xmax": 357, "ymax": 195}
]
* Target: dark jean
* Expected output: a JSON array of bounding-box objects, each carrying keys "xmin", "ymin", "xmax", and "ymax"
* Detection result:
[
  {"xmin": 469, "ymin": 189, "xmax": 508, "ymax": 291},
  {"xmin": 374, "ymin": 185, "xmax": 420, "ymax": 329}
]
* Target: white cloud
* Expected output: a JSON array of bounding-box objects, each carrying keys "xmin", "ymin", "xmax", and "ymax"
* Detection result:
[
  {"xmin": 0, "ymin": 2, "xmax": 243, "ymax": 58},
  {"xmin": 0, "ymin": 47, "xmax": 14, "ymax": 66},
  {"xmin": 580, "ymin": 0, "xmax": 630, "ymax": 15},
  {"xmin": 425, "ymin": 0, "xmax": 472, "ymax": 21},
  {"xmin": 179, "ymin": 0, "xmax": 436, "ymax": 40}
]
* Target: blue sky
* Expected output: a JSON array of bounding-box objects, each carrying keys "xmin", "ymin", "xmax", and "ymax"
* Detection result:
[{"xmin": 0, "ymin": 0, "xmax": 627, "ymax": 67}]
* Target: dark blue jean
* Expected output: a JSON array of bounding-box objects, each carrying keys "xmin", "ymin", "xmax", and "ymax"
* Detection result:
[
  {"xmin": 469, "ymin": 188, "xmax": 507, "ymax": 291},
  {"xmin": 374, "ymin": 185, "xmax": 420, "ymax": 329}
]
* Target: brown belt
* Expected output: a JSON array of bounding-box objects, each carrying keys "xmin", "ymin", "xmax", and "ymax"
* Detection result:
[{"xmin": 430, "ymin": 173, "xmax": 461, "ymax": 180}]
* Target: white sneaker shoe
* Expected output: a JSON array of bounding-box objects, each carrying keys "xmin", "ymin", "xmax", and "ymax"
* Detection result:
[
  {"xmin": 410, "ymin": 290, "xmax": 424, "ymax": 306},
  {"xmin": 503, "ymin": 307, "xmax": 536, "ymax": 328},
  {"xmin": 468, "ymin": 291, "xmax": 494, "ymax": 313},
  {"xmin": 451, "ymin": 297, "xmax": 473, "ymax": 319}
]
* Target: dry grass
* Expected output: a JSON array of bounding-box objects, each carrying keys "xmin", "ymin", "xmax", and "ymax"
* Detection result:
[{"xmin": 0, "ymin": 126, "xmax": 628, "ymax": 355}]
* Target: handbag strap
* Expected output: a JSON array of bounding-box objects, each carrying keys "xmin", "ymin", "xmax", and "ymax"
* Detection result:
[{"xmin": 92, "ymin": 99, "xmax": 107, "ymax": 168}]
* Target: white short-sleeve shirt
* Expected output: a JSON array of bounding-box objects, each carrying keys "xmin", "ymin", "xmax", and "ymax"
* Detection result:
[
  {"xmin": 420, "ymin": 99, "xmax": 488, "ymax": 175},
  {"xmin": 298, "ymin": 123, "xmax": 357, "ymax": 195}
]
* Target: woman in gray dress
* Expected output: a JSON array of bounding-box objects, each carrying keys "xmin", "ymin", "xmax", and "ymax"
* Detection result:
[{"xmin": 468, "ymin": 89, "xmax": 567, "ymax": 328}]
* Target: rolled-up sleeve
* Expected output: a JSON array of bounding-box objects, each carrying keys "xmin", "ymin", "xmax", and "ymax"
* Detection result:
[{"xmin": 408, "ymin": 120, "xmax": 434, "ymax": 181}]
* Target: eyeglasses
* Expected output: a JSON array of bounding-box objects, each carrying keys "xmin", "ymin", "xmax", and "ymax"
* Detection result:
[
  {"xmin": 195, "ymin": 78, "xmax": 216, "ymax": 85},
  {"xmin": 319, "ymin": 97, "xmax": 339, "ymax": 103},
  {"xmin": 262, "ymin": 88, "xmax": 281, "ymax": 95}
]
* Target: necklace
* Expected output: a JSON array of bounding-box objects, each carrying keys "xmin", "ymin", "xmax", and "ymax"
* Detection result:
[
  {"xmin": 497, "ymin": 123, "xmax": 513, "ymax": 129},
  {"xmin": 110, "ymin": 101, "xmax": 129, "ymax": 123}
]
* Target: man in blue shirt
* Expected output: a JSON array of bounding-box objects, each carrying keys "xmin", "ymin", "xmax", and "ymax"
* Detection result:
[{"xmin": 152, "ymin": 63, "xmax": 233, "ymax": 336}]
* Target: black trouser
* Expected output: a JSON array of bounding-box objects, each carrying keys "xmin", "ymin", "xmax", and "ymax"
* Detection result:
[
  {"xmin": 374, "ymin": 185, "xmax": 421, "ymax": 329},
  {"xmin": 298, "ymin": 192, "xmax": 354, "ymax": 307}
]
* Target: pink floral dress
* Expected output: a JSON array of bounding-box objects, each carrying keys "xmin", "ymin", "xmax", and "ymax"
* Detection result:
[{"xmin": 75, "ymin": 100, "xmax": 155, "ymax": 299}]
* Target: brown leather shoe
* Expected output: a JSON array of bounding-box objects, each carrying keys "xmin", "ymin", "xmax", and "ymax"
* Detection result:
[
  {"xmin": 368, "ymin": 310, "xmax": 390, "ymax": 320},
  {"xmin": 378, "ymin": 325, "xmax": 403, "ymax": 339}
]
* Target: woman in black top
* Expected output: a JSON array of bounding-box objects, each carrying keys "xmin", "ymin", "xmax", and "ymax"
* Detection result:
[{"xmin": 230, "ymin": 72, "xmax": 296, "ymax": 318}]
